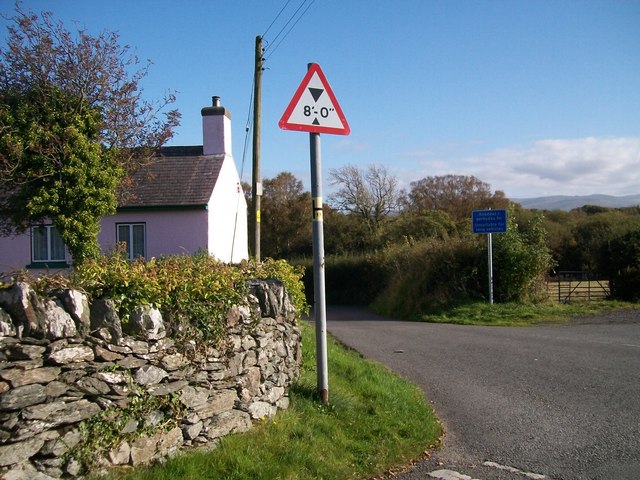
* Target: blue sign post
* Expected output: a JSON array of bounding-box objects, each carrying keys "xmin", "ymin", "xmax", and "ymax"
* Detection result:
[{"xmin": 472, "ymin": 209, "xmax": 507, "ymax": 304}]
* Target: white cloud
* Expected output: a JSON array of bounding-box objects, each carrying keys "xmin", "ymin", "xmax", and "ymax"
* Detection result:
[
  {"xmin": 331, "ymin": 138, "xmax": 369, "ymax": 153},
  {"xmin": 399, "ymin": 137, "xmax": 640, "ymax": 198}
]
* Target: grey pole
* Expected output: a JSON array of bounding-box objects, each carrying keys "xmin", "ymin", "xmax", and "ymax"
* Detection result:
[
  {"xmin": 309, "ymin": 131, "xmax": 329, "ymax": 405},
  {"xmin": 488, "ymin": 232, "xmax": 494, "ymax": 304}
]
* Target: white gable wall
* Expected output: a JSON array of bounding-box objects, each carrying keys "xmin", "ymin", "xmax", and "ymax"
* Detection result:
[{"xmin": 207, "ymin": 155, "xmax": 248, "ymax": 263}]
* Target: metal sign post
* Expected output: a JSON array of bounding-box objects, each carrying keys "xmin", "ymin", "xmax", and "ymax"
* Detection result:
[
  {"xmin": 472, "ymin": 209, "xmax": 507, "ymax": 304},
  {"xmin": 279, "ymin": 63, "xmax": 350, "ymax": 405},
  {"xmin": 487, "ymin": 232, "xmax": 494, "ymax": 304},
  {"xmin": 309, "ymin": 132, "xmax": 328, "ymax": 404}
]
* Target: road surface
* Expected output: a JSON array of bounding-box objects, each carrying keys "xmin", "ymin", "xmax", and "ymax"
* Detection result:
[{"xmin": 323, "ymin": 306, "xmax": 640, "ymax": 480}]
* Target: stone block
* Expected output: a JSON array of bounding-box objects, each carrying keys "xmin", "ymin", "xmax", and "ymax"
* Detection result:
[
  {"xmin": 0, "ymin": 367, "xmax": 60, "ymax": 388},
  {"xmin": 47, "ymin": 345, "xmax": 94, "ymax": 365},
  {"xmin": 119, "ymin": 337, "xmax": 149, "ymax": 355},
  {"xmin": 0, "ymin": 282, "xmax": 46, "ymax": 339},
  {"xmin": 1, "ymin": 461, "xmax": 57, "ymax": 480},
  {"xmin": 148, "ymin": 380, "xmax": 188, "ymax": 397},
  {"xmin": 182, "ymin": 421, "xmax": 203, "ymax": 440},
  {"xmin": 134, "ymin": 365, "xmax": 168, "ymax": 386},
  {"xmin": 4, "ymin": 343, "xmax": 46, "ymax": 361},
  {"xmin": 43, "ymin": 300, "xmax": 77, "ymax": 340},
  {"xmin": 193, "ymin": 389, "xmax": 237, "ymax": 419},
  {"xmin": 238, "ymin": 367, "xmax": 261, "ymax": 401},
  {"xmin": 108, "ymin": 441, "xmax": 131, "ymax": 465},
  {"xmin": 126, "ymin": 305, "xmax": 166, "ymax": 341},
  {"xmin": 0, "ymin": 384, "xmax": 46, "ymax": 410},
  {"xmin": 248, "ymin": 401, "xmax": 277, "ymax": 420},
  {"xmin": 206, "ymin": 410, "xmax": 252, "ymax": 439},
  {"xmin": 40, "ymin": 427, "xmax": 81, "ymax": 457},
  {"xmin": 130, "ymin": 435, "xmax": 156, "ymax": 466},
  {"xmin": 0, "ymin": 436, "xmax": 45, "ymax": 466},
  {"xmin": 94, "ymin": 345, "xmax": 123, "ymax": 362},
  {"xmin": 95, "ymin": 371, "xmax": 128, "ymax": 385},
  {"xmin": 160, "ymin": 352, "xmax": 188, "ymax": 371},
  {"xmin": 89, "ymin": 299, "xmax": 122, "ymax": 343},
  {"xmin": 0, "ymin": 308, "xmax": 16, "ymax": 338},
  {"xmin": 57, "ymin": 289, "xmax": 91, "ymax": 338},
  {"xmin": 21, "ymin": 399, "xmax": 100, "ymax": 426}
]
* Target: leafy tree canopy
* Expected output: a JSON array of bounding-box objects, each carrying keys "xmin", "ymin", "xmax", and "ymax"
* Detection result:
[
  {"xmin": 260, "ymin": 172, "xmax": 311, "ymax": 259},
  {"xmin": 0, "ymin": 4, "xmax": 180, "ymax": 164},
  {"xmin": 0, "ymin": 4, "xmax": 180, "ymax": 261},
  {"xmin": 0, "ymin": 83, "xmax": 122, "ymax": 262},
  {"xmin": 403, "ymin": 174, "xmax": 508, "ymax": 221}
]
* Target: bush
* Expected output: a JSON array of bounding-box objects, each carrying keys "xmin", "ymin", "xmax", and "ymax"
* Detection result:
[
  {"xmin": 492, "ymin": 207, "xmax": 554, "ymax": 303},
  {"xmin": 603, "ymin": 230, "xmax": 640, "ymax": 301},
  {"xmin": 372, "ymin": 236, "xmax": 484, "ymax": 317},
  {"xmin": 72, "ymin": 248, "xmax": 307, "ymax": 342},
  {"xmin": 293, "ymin": 254, "xmax": 389, "ymax": 306}
]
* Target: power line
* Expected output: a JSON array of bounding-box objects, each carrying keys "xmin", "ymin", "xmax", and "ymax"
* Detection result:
[
  {"xmin": 239, "ymin": 80, "xmax": 254, "ymax": 183},
  {"xmin": 262, "ymin": 0, "xmax": 292, "ymax": 39},
  {"xmin": 263, "ymin": 0, "xmax": 315, "ymax": 62}
]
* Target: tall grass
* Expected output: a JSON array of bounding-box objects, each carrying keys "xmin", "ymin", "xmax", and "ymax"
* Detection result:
[{"xmin": 416, "ymin": 300, "xmax": 639, "ymax": 326}]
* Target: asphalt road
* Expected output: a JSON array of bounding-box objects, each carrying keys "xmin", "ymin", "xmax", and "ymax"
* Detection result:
[{"xmin": 323, "ymin": 306, "xmax": 640, "ymax": 480}]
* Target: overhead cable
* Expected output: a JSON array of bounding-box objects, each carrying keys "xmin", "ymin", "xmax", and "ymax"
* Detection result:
[
  {"xmin": 262, "ymin": 0, "xmax": 292, "ymax": 39},
  {"xmin": 263, "ymin": 0, "xmax": 315, "ymax": 62}
]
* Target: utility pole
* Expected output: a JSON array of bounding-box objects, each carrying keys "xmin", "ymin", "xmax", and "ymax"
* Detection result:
[{"xmin": 251, "ymin": 35, "xmax": 263, "ymax": 262}]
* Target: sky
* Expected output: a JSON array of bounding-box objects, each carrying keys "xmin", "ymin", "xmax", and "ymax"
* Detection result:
[{"xmin": 1, "ymin": 0, "xmax": 639, "ymax": 199}]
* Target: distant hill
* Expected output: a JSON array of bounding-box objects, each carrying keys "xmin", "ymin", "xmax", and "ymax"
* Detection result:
[{"xmin": 512, "ymin": 194, "xmax": 640, "ymax": 211}]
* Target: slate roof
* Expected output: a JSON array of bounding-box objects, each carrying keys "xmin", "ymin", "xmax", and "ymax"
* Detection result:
[{"xmin": 119, "ymin": 146, "xmax": 225, "ymax": 209}]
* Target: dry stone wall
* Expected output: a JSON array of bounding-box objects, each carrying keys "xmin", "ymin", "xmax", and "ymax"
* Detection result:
[{"xmin": 0, "ymin": 279, "xmax": 301, "ymax": 479}]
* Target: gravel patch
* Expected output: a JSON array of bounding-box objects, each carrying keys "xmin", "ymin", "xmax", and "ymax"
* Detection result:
[{"xmin": 565, "ymin": 307, "xmax": 640, "ymax": 325}]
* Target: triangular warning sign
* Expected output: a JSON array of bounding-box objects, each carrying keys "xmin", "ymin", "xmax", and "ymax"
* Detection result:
[{"xmin": 279, "ymin": 63, "xmax": 350, "ymax": 135}]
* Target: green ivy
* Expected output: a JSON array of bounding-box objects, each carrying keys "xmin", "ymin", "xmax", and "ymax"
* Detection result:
[
  {"xmin": 72, "ymin": 250, "xmax": 307, "ymax": 343},
  {"xmin": 67, "ymin": 381, "xmax": 185, "ymax": 471}
]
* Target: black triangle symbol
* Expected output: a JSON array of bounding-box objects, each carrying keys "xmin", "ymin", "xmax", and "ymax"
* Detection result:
[
  {"xmin": 309, "ymin": 88, "xmax": 324, "ymax": 102},
  {"xmin": 312, "ymin": 118, "xmax": 320, "ymax": 125}
]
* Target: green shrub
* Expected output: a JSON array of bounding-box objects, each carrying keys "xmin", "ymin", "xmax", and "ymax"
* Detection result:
[
  {"xmin": 491, "ymin": 207, "xmax": 554, "ymax": 302},
  {"xmin": 72, "ymin": 249, "xmax": 307, "ymax": 342},
  {"xmin": 372, "ymin": 236, "xmax": 484, "ymax": 317},
  {"xmin": 603, "ymin": 230, "xmax": 640, "ymax": 301},
  {"xmin": 293, "ymin": 254, "xmax": 388, "ymax": 306},
  {"xmin": 71, "ymin": 245, "xmax": 166, "ymax": 319}
]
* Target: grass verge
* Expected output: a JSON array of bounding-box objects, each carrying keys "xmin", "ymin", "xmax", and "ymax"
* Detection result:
[
  {"xmin": 416, "ymin": 300, "xmax": 639, "ymax": 326},
  {"xmin": 95, "ymin": 320, "xmax": 441, "ymax": 480}
]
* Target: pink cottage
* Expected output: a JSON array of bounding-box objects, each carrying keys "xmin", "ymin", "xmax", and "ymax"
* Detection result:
[{"xmin": 0, "ymin": 97, "xmax": 249, "ymax": 275}]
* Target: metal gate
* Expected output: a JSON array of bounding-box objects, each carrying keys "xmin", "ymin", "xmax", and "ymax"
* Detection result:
[{"xmin": 546, "ymin": 271, "xmax": 610, "ymax": 303}]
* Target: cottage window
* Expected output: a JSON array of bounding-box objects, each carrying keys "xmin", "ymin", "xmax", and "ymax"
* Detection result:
[
  {"xmin": 117, "ymin": 223, "xmax": 146, "ymax": 259},
  {"xmin": 31, "ymin": 225, "xmax": 66, "ymax": 263}
]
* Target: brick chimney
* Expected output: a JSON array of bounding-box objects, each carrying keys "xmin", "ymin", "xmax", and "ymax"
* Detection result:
[{"xmin": 201, "ymin": 96, "xmax": 232, "ymax": 155}]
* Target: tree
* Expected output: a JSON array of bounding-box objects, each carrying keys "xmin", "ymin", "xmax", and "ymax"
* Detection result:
[
  {"xmin": 0, "ymin": 5, "xmax": 180, "ymax": 260},
  {"xmin": 0, "ymin": 83, "xmax": 122, "ymax": 262},
  {"xmin": 603, "ymin": 230, "xmax": 640, "ymax": 301},
  {"xmin": 381, "ymin": 209, "xmax": 457, "ymax": 245},
  {"xmin": 403, "ymin": 175, "xmax": 508, "ymax": 221},
  {"xmin": 260, "ymin": 172, "xmax": 311, "ymax": 258},
  {"xmin": 492, "ymin": 206, "xmax": 554, "ymax": 302},
  {"xmin": 328, "ymin": 164, "xmax": 400, "ymax": 236}
]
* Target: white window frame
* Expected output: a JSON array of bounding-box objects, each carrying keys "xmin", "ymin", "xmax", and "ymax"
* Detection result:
[
  {"xmin": 31, "ymin": 225, "xmax": 66, "ymax": 263},
  {"xmin": 116, "ymin": 223, "xmax": 146, "ymax": 260}
]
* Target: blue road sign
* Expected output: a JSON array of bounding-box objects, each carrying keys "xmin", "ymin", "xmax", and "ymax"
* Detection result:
[{"xmin": 472, "ymin": 209, "xmax": 507, "ymax": 234}]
